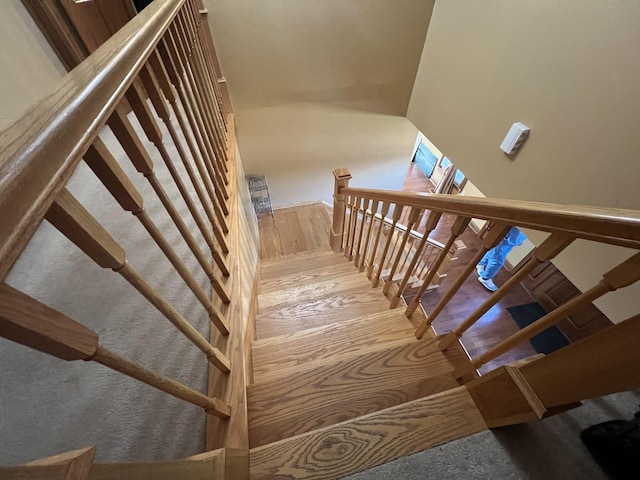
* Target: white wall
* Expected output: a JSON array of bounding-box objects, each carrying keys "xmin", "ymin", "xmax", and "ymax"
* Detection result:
[
  {"xmin": 407, "ymin": 0, "xmax": 640, "ymax": 323},
  {"xmin": 205, "ymin": 0, "xmax": 434, "ymax": 207},
  {"xmin": 0, "ymin": 0, "xmax": 65, "ymax": 130}
]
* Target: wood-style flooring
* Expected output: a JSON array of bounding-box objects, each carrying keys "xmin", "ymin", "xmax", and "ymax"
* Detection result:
[
  {"xmin": 258, "ymin": 202, "xmax": 331, "ymax": 259},
  {"xmin": 402, "ymin": 163, "xmax": 537, "ymax": 373},
  {"xmin": 257, "ymin": 173, "xmax": 537, "ymax": 374}
]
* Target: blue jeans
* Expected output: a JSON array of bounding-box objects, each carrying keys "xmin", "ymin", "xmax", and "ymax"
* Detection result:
[{"xmin": 477, "ymin": 227, "xmax": 526, "ymax": 280}]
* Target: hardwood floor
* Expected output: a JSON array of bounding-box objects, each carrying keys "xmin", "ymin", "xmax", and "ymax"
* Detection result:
[
  {"xmin": 258, "ymin": 202, "xmax": 331, "ymax": 260},
  {"xmin": 401, "ymin": 162, "xmax": 537, "ymax": 373}
]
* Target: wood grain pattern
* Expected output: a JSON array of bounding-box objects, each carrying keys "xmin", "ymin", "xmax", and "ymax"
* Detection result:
[
  {"xmin": 83, "ymin": 139, "xmax": 229, "ymax": 335},
  {"xmin": 45, "ymin": 189, "xmax": 230, "ymax": 371},
  {"xmin": 0, "ymin": 283, "xmax": 229, "ymax": 416},
  {"xmin": 1, "ymin": 445, "xmax": 95, "ymax": 480},
  {"xmin": 186, "ymin": 448, "xmax": 225, "ymax": 478},
  {"xmin": 248, "ymin": 339, "xmax": 454, "ymax": 445},
  {"xmin": 250, "ymin": 372, "xmax": 459, "ymax": 448},
  {"xmin": 259, "ymin": 204, "xmax": 332, "ymax": 260},
  {"xmin": 92, "ymin": 345, "xmax": 230, "ymax": 418},
  {"xmin": 258, "ymin": 261, "xmax": 365, "ymax": 295},
  {"xmin": 255, "ymin": 288, "xmax": 391, "ymax": 339},
  {"xmin": 343, "ymin": 187, "xmax": 640, "ymax": 249},
  {"xmin": 258, "ymin": 272, "xmax": 370, "ymax": 312},
  {"xmin": 260, "ymin": 247, "xmax": 338, "ymax": 277},
  {"xmin": 0, "ymin": 283, "xmax": 98, "ymax": 361},
  {"xmin": 89, "ymin": 459, "xmax": 218, "ymax": 480},
  {"xmin": 206, "ymin": 114, "xmax": 256, "ymax": 451},
  {"xmin": 466, "ymin": 366, "xmax": 543, "ymax": 428},
  {"xmin": 251, "ymin": 309, "xmax": 416, "ymax": 381},
  {"xmin": 249, "ymin": 386, "xmax": 487, "ymax": 479},
  {"xmin": 46, "ymin": 188, "xmax": 126, "ymax": 270},
  {"xmin": 521, "ymin": 313, "xmax": 640, "ymax": 408}
]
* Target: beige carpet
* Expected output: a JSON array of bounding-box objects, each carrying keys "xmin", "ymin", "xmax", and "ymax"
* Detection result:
[{"xmin": 1, "ymin": 110, "xmax": 216, "ymax": 464}]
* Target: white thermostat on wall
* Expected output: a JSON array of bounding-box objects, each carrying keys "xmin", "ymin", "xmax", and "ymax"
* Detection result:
[{"xmin": 500, "ymin": 122, "xmax": 530, "ymax": 155}]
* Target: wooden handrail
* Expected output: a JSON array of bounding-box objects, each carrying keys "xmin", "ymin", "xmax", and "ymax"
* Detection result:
[
  {"xmin": 342, "ymin": 188, "xmax": 640, "ymax": 248},
  {"xmin": 0, "ymin": 0, "xmax": 185, "ymax": 283}
]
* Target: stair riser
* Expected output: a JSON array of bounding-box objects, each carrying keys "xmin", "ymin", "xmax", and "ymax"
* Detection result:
[
  {"xmin": 249, "ymin": 373, "xmax": 459, "ymax": 447},
  {"xmin": 250, "ymin": 387, "xmax": 487, "ymax": 479},
  {"xmin": 248, "ymin": 341, "xmax": 454, "ymax": 431}
]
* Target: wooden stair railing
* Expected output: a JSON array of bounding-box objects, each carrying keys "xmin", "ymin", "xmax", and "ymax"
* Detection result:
[
  {"xmin": 331, "ymin": 168, "xmax": 640, "ymax": 386},
  {"xmin": 0, "ymin": 0, "xmax": 243, "ymax": 454},
  {"xmin": 337, "ymin": 185, "xmax": 460, "ymax": 298}
]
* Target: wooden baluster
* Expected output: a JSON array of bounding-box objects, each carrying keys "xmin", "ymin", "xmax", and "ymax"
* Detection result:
[
  {"xmin": 353, "ymin": 198, "xmax": 370, "ymax": 267},
  {"xmin": 187, "ymin": 0, "xmax": 228, "ymax": 127},
  {"xmin": 140, "ymin": 55, "xmax": 227, "ymax": 233},
  {"xmin": 472, "ymin": 251, "xmax": 640, "ymax": 368},
  {"xmin": 397, "ymin": 237, "xmax": 414, "ymax": 276},
  {"xmin": 359, "ymin": 199, "xmax": 379, "ymax": 272},
  {"xmin": 390, "ymin": 211, "xmax": 443, "ymax": 308},
  {"xmin": 349, "ymin": 197, "xmax": 365, "ymax": 261},
  {"xmin": 189, "ymin": 2, "xmax": 228, "ymax": 125},
  {"xmin": 342, "ymin": 195, "xmax": 353, "ymax": 256},
  {"xmin": 180, "ymin": 8, "xmax": 228, "ymax": 163},
  {"xmin": 345, "ymin": 196, "xmax": 360, "ymax": 260},
  {"xmin": 383, "ymin": 207, "xmax": 421, "ymax": 295},
  {"xmin": 367, "ymin": 202, "xmax": 390, "ymax": 279},
  {"xmin": 385, "ymin": 227, "xmax": 402, "ymax": 271},
  {"xmin": 192, "ymin": 1, "xmax": 230, "ymax": 120},
  {"xmin": 0, "ymin": 283, "xmax": 230, "ymax": 417},
  {"xmin": 330, "ymin": 168, "xmax": 351, "ymax": 252},
  {"xmin": 45, "ymin": 188, "xmax": 230, "ymax": 373},
  {"xmin": 158, "ymin": 36, "xmax": 229, "ymax": 209},
  {"xmin": 45, "ymin": 189, "xmax": 230, "ymax": 373},
  {"xmin": 411, "ymin": 223, "xmax": 512, "ymax": 337},
  {"xmin": 137, "ymin": 62, "xmax": 230, "ymax": 243},
  {"xmin": 373, "ymin": 205, "xmax": 403, "ymax": 287},
  {"xmin": 92, "ymin": 344, "xmax": 230, "ymax": 416},
  {"xmin": 184, "ymin": 5, "xmax": 228, "ymax": 157},
  {"xmin": 404, "ymin": 216, "xmax": 470, "ymax": 312},
  {"xmin": 439, "ymin": 233, "xmax": 574, "ymax": 349},
  {"xmin": 415, "ymin": 246, "xmax": 434, "ymax": 278},
  {"xmin": 84, "ymin": 139, "xmax": 229, "ymax": 335},
  {"xmin": 148, "ymin": 50, "xmax": 229, "ymax": 223},
  {"xmin": 123, "ymin": 78, "xmax": 230, "ymax": 261},
  {"xmin": 107, "ymin": 108, "xmax": 231, "ymax": 302},
  {"xmin": 169, "ymin": 19, "xmax": 228, "ymax": 186},
  {"xmin": 177, "ymin": 11, "xmax": 228, "ymax": 166}
]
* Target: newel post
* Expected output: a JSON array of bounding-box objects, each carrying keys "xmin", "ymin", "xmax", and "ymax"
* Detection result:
[{"xmin": 330, "ymin": 168, "xmax": 352, "ymax": 252}]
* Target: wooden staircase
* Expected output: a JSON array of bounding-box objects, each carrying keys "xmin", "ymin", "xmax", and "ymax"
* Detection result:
[{"xmin": 248, "ymin": 247, "xmax": 488, "ymax": 479}]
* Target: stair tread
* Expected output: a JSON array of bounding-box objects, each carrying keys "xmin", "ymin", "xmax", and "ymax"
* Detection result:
[
  {"xmin": 258, "ymin": 270, "xmax": 371, "ymax": 311},
  {"xmin": 252, "ymin": 309, "xmax": 417, "ymax": 382},
  {"xmin": 259, "ymin": 261, "xmax": 366, "ymax": 295},
  {"xmin": 249, "ymin": 386, "xmax": 487, "ymax": 479},
  {"xmin": 255, "ymin": 288, "xmax": 393, "ymax": 339},
  {"xmin": 261, "ymin": 249, "xmax": 344, "ymax": 279},
  {"xmin": 248, "ymin": 338, "xmax": 455, "ymax": 445}
]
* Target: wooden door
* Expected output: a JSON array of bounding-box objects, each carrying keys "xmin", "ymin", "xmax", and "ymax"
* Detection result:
[{"xmin": 516, "ymin": 254, "xmax": 612, "ymax": 342}]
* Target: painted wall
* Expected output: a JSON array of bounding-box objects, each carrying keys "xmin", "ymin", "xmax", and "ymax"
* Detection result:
[
  {"xmin": 0, "ymin": 0, "xmax": 65, "ymax": 130},
  {"xmin": 205, "ymin": 0, "xmax": 434, "ymax": 207},
  {"xmin": 407, "ymin": 0, "xmax": 640, "ymax": 323}
]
